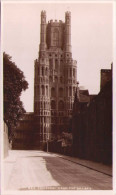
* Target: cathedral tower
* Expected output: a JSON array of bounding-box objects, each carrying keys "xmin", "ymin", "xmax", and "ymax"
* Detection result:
[{"xmin": 34, "ymin": 11, "xmax": 77, "ymax": 145}]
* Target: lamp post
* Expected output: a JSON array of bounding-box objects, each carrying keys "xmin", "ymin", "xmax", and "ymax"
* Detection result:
[
  {"xmin": 47, "ymin": 129, "xmax": 49, "ymax": 153},
  {"xmin": 47, "ymin": 138, "xmax": 48, "ymax": 152}
]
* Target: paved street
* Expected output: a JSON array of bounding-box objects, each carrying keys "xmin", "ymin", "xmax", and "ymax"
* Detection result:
[{"xmin": 3, "ymin": 150, "xmax": 112, "ymax": 191}]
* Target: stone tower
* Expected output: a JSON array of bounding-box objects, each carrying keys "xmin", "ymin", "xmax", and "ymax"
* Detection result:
[{"xmin": 34, "ymin": 11, "xmax": 77, "ymax": 145}]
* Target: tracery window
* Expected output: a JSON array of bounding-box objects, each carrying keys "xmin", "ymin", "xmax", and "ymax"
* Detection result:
[{"xmin": 53, "ymin": 28, "xmax": 59, "ymax": 46}]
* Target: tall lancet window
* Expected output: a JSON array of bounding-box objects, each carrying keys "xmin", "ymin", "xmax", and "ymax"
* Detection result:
[{"xmin": 53, "ymin": 28, "xmax": 59, "ymax": 47}]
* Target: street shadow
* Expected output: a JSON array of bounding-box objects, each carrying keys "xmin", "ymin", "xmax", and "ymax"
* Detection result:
[
  {"xmin": 24, "ymin": 155, "xmax": 80, "ymax": 188},
  {"xmin": 23, "ymin": 154, "xmax": 112, "ymax": 190}
]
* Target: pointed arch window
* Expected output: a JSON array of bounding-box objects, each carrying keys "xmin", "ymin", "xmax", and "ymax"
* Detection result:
[
  {"xmin": 42, "ymin": 67, "xmax": 44, "ymax": 76},
  {"xmin": 51, "ymin": 87, "xmax": 55, "ymax": 97},
  {"xmin": 69, "ymin": 86, "xmax": 72, "ymax": 96},
  {"xmin": 73, "ymin": 69, "xmax": 75, "ymax": 77},
  {"xmin": 55, "ymin": 76, "xmax": 58, "ymax": 83},
  {"xmin": 42, "ymin": 85, "xmax": 45, "ymax": 95},
  {"xmin": 51, "ymin": 100, "xmax": 56, "ymax": 109},
  {"xmin": 58, "ymin": 100, "xmax": 64, "ymax": 111},
  {"xmin": 59, "ymin": 88, "xmax": 63, "ymax": 97},
  {"xmin": 53, "ymin": 28, "xmax": 59, "ymax": 46},
  {"xmin": 46, "ymin": 86, "xmax": 48, "ymax": 96},
  {"xmin": 46, "ymin": 67, "xmax": 48, "ymax": 76},
  {"xmin": 49, "ymin": 76, "xmax": 52, "ymax": 82}
]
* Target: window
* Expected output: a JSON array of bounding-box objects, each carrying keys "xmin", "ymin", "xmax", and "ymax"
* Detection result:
[
  {"xmin": 59, "ymin": 88, "xmax": 63, "ymax": 97},
  {"xmin": 51, "ymin": 100, "xmax": 56, "ymax": 109},
  {"xmin": 70, "ymin": 68, "xmax": 72, "ymax": 77},
  {"xmin": 60, "ymin": 77, "xmax": 63, "ymax": 83},
  {"xmin": 42, "ymin": 85, "xmax": 44, "ymax": 95},
  {"xmin": 55, "ymin": 59, "xmax": 58, "ymax": 70},
  {"xmin": 58, "ymin": 100, "xmax": 64, "ymax": 110},
  {"xmin": 69, "ymin": 86, "xmax": 71, "ymax": 96},
  {"xmin": 49, "ymin": 76, "xmax": 52, "ymax": 82},
  {"xmin": 55, "ymin": 76, "xmax": 58, "ymax": 83},
  {"xmin": 73, "ymin": 69, "xmax": 75, "ymax": 77},
  {"xmin": 49, "ymin": 59, "xmax": 53, "ymax": 69},
  {"xmin": 38, "ymin": 102, "xmax": 40, "ymax": 109},
  {"xmin": 42, "ymin": 67, "xmax": 44, "ymax": 76},
  {"xmin": 66, "ymin": 87, "xmax": 68, "ymax": 96},
  {"xmin": 53, "ymin": 28, "xmax": 59, "ymax": 46},
  {"xmin": 41, "ymin": 102, "xmax": 43, "ymax": 109},
  {"xmin": 46, "ymin": 86, "xmax": 48, "ymax": 96},
  {"xmin": 44, "ymin": 102, "xmax": 46, "ymax": 109},
  {"xmin": 51, "ymin": 87, "xmax": 55, "ymax": 97},
  {"xmin": 51, "ymin": 125, "xmax": 55, "ymax": 134},
  {"xmin": 46, "ymin": 67, "xmax": 48, "ymax": 76}
]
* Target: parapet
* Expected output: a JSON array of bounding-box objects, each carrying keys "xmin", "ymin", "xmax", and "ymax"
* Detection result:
[
  {"xmin": 65, "ymin": 59, "xmax": 77, "ymax": 66},
  {"xmin": 48, "ymin": 19, "xmax": 63, "ymax": 25},
  {"xmin": 101, "ymin": 69, "xmax": 111, "ymax": 73}
]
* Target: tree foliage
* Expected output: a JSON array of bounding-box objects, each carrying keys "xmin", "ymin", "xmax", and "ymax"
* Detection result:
[{"xmin": 3, "ymin": 52, "xmax": 28, "ymax": 138}]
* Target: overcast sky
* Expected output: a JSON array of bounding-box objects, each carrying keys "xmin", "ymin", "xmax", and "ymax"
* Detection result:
[{"xmin": 2, "ymin": 1, "xmax": 113, "ymax": 112}]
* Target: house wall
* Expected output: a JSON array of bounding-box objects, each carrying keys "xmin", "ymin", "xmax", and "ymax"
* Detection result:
[{"xmin": 72, "ymin": 80, "xmax": 112, "ymax": 164}]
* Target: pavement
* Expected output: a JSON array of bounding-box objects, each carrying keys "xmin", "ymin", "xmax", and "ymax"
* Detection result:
[
  {"xmin": 2, "ymin": 150, "xmax": 112, "ymax": 194},
  {"xmin": 54, "ymin": 152, "xmax": 112, "ymax": 176}
]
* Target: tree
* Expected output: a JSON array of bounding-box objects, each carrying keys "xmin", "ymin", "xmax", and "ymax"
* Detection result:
[{"xmin": 3, "ymin": 52, "xmax": 28, "ymax": 139}]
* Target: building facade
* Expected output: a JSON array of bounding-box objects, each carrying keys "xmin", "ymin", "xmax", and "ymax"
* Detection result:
[
  {"xmin": 72, "ymin": 65, "xmax": 112, "ymax": 164},
  {"xmin": 34, "ymin": 11, "xmax": 77, "ymax": 144},
  {"xmin": 12, "ymin": 113, "xmax": 37, "ymax": 149}
]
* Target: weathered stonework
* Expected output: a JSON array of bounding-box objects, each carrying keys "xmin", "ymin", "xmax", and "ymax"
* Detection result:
[{"xmin": 34, "ymin": 11, "xmax": 77, "ymax": 144}]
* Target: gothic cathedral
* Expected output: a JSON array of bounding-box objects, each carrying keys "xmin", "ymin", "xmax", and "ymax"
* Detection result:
[{"xmin": 34, "ymin": 11, "xmax": 77, "ymax": 144}]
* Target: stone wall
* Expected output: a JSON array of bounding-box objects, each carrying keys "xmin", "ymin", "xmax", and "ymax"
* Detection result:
[
  {"xmin": 44, "ymin": 140, "xmax": 73, "ymax": 156},
  {"xmin": 72, "ymin": 80, "xmax": 112, "ymax": 164}
]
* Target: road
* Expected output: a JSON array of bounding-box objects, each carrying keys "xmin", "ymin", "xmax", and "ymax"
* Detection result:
[{"xmin": 3, "ymin": 150, "xmax": 112, "ymax": 191}]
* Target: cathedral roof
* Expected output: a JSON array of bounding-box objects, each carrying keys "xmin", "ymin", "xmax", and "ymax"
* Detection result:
[{"xmin": 79, "ymin": 90, "xmax": 90, "ymax": 103}]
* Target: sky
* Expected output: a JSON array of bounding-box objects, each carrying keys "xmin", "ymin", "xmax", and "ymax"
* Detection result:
[{"xmin": 2, "ymin": 1, "xmax": 113, "ymax": 112}]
